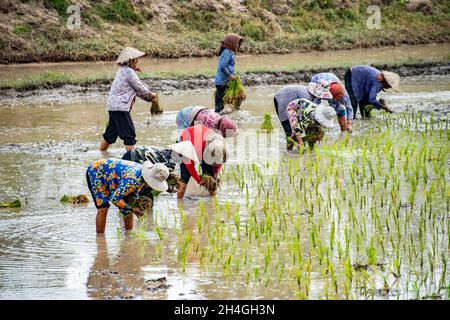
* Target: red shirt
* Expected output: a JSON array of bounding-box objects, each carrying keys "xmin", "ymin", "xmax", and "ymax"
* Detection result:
[{"xmin": 180, "ymin": 125, "xmax": 222, "ymax": 184}]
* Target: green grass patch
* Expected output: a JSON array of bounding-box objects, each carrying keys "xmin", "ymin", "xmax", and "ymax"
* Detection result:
[
  {"xmin": 47, "ymin": 0, "xmax": 70, "ymax": 18},
  {"xmin": 94, "ymin": 0, "xmax": 144, "ymax": 24},
  {"xmin": 13, "ymin": 24, "xmax": 33, "ymax": 36}
]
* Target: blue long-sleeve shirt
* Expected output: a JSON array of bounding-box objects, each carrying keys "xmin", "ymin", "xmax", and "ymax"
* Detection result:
[
  {"xmin": 310, "ymin": 73, "xmax": 353, "ymax": 120},
  {"xmin": 350, "ymin": 66, "xmax": 384, "ymax": 110},
  {"xmin": 214, "ymin": 48, "xmax": 235, "ymax": 86}
]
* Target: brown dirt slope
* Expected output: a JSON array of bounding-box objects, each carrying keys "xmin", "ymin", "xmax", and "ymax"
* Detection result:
[{"xmin": 0, "ymin": 0, "xmax": 449, "ymax": 63}]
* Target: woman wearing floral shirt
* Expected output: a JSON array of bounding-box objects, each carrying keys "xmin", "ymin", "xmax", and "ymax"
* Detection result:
[
  {"xmin": 286, "ymin": 98, "xmax": 336, "ymax": 150},
  {"xmin": 86, "ymin": 158, "xmax": 169, "ymax": 233}
]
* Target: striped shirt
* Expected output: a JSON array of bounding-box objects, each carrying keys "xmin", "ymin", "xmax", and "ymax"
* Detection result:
[
  {"xmin": 274, "ymin": 85, "xmax": 315, "ymax": 122},
  {"xmin": 107, "ymin": 66, "xmax": 151, "ymax": 112}
]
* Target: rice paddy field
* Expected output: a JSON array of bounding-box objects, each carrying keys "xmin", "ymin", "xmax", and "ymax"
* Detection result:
[{"xmin": 0, "ymin": 74, "xmax": 449, "ymax": 300}]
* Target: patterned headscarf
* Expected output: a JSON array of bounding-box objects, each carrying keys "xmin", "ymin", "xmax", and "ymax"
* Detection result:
[{"xmin": 217, "ymin": 118, "xmax": 239, "ymax": 138}]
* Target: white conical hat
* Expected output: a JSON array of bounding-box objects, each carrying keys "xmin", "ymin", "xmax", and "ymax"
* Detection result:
[
  {"xmin": 142, "ymin": 162, "xmax": 169, "ymax": 192},
  {"xmin": 167, "ymin": 141, "xmax": 200, "ymax": 164},
  {"xmin": 314, "ymin": 104, "xmax": 335, "ymax": 128},
  {"xmin": 203, "ymin": 135, "xmax": 230, "ymax": 165},
  {"xmin": 116, "ymin": 47, "xmax": 146, "ymax": 64},
  {"xmin": 382, "ymin": 71, "xmax": 400, "ymax": 92}
]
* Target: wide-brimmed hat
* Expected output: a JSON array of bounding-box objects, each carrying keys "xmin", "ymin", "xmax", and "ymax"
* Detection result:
[
  {"xmin": 314, "ymin": 104, "xmax": 335, "ymax": 128},
  {"xmin": 203, "ymin": 134, "xmax": 230, "ymax": 165},
  {"xmin": 188, "ymin": 106, "xmax": 208, "ymax": 126},
  {"xmin": 167, "ymin": 141, "xmax": 199, "ymax": 164},
  {"xmin": 381, "ymin": 71, "xmax": 400, "ymax": 92},
  {"xmin": 307, "ymin": 80, "xmax": 333, "ymax": 100},
  {"xmin": 142, "ymin": 162, "xmax": 169, "ymax": 192},
  {"xmin": 116, "ymin": 47, "xmax": 146, "ymax": 65}
]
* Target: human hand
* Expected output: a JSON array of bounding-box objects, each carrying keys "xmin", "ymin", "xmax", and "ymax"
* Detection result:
[
  {"xmin": 229, "ymin": 75, "xmax": 236, "ymax": 81},
  {"xmin": 150, "ymin": 92, "xmax": 158, "ymax": 103},
  {"xmin": 132, "ymin": 207, "xmax": 144, "ymax": 218},
  {"xmin": 347, "ymin": 120, "xmax": 353, "ymax": 133},
  {"xmin": 383, "ymin": 105, "xmax": 394, "ymax": 113}
]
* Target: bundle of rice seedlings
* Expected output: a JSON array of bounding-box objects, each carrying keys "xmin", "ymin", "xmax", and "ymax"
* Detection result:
[
  {"xmin": 150, "ymin": 94, "xmax": 163, "ymax": 115},
  {"xmin": 223, "ymin": 75, "xmax": 246, "ymax": 111},
  {"xmin": 260, "ymin": 113, "xmax": 274, "ymax": 133},
  {"xmin": 167, "ymin": 172, "xmax": 180, "ymax": 193},
  {"xmin": 0, "ymin": 199, "xmax": 21, "ymax": 207},
  {"xmin": 132, "ymin": 196, "xmax": 153, "ymax": 211},
  {"xmin": 200, "ymin": 175, "xmax": 219, "ymax": 195},
  {"xmin": 361, "ymin": 104, "xmax": 375, "ymax": 118},
  {"xmin": 60, "ymin": 195, "xmax": 90, "ymax": 204},
  {"xmin": 303, "ymin": 125, "xmax": 325, "ymax": 148}
]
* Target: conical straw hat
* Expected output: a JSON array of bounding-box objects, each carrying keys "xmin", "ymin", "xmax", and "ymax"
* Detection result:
[
  {"xmin": 382, "ymin": 71, "xmax": 400, "ymax": 92},
  {"xmin": 167, "ymin": 141, "xmax": 200, "ymax": 164},
  {"xmin": 116, "ymin": 47, "xmax": 146, "ymax": 64},
  {"xmin": 142, "ymin": 162, "xmax": 169, "ymax": 192},
  {"xmin": 314, "ymin": 104, "xmax": 335, "ymax": 128}
]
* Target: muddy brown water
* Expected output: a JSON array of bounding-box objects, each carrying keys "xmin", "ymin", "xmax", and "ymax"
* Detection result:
[
  {"xmin": 1, "ymin": 43, "xmax": 449, "ymax": 82},
  {"xmin": 0, "ymin": 74, "xmax": 449, "ymax": 299}
]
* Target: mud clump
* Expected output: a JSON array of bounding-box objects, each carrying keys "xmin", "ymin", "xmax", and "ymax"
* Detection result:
[
  {"xmin": 60, "ymin": 194, "xmax": 89, "ymax": 204},
  {"xmin": 146, "ymin": 277, "xmax": 171, "ymax": 292}
]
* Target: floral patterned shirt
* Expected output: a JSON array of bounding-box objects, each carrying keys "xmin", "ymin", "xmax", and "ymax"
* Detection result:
[
  {"xmin": 87, "ymin": 158, "xmax": 144, "ymax": 215},
  {"xmin": 286, "ymin": 98, "xmax": 318, "ymax": 138}
]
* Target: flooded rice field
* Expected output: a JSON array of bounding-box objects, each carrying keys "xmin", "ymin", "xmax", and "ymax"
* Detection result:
[{"xmin": 0, "ymin": 75, "xmax": 449, "ymax": 300}]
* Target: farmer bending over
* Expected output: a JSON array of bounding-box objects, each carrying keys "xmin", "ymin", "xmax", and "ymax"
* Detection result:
[
  {"xmin": 100, "ymin": 47, "xmax": 158, "ymax": 152},
  {"xmin": 214, "ymin": 33, "xmax": 244, "ymax": 113},
  {"xmin": 286, "ymin": 98, "xmax": 336, "ymax": 150},
  {"xmin": 176, "ymin": 106, "xmax": 239, "ymax": 140},
  {"xmin": 86, "ymin": 158, "xmax": 169, "ymax": 233},
  {"xmin": 177, "ymin": 125, "xmax": 229, "ymax": 199},
  {"xmin": 274, "ymin": 82, "xmax": 341, "ymax": 150},
  {"xmin": 309, "ymin": 73, "xmax": 353, "ymax": 132},
  {"xmin": 344, "ymin": 65, "xmax": 400, "ymax": 118}
]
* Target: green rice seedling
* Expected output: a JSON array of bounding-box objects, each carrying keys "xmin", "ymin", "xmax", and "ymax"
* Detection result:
[
  {"xmin": 0, "ymin": 199, "xmax": 22, "ymax": 207},
  {"xmin": 260, "ymin": 113, "xmax": 274, "ymax": 133},
  {"xmin": 60, "ymin": 195, "xmax": 89, "ymax": 204},
  {"xmin": 150, "ymin": 93, "xmax": 163, "ymax": 115},
  {"xmin": 223, "ymin": 75, "xmax": 246, "ymax": 111}
]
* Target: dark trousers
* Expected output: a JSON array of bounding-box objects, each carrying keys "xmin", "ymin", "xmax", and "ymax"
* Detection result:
[
  {"xmin": 274, "ymin": 98, "xmax": 292, "ymax": 136},
  {"xmin": 274, "ymin": 98, "xmax": 294, "ymax": 150},
  {"xmin": 103, "ymin": 111, "xmax": 137, "ymax": 145},
  {"xmin": 180, "ymin": 162, "xmax": 215, "ymax": 184},
  {"xmin": 215, "ymin": 84, "xmax": 227, "ymax": 113},
  {"xmin": 344, "ymin": 70, "xmax": 371, "ymax": 119}
]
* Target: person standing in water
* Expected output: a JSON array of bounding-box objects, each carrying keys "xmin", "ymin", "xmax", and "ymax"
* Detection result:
[
  {"xmin": 344, "ymin": 65, "xmax": 400, "ymax": 119},
  {"xmin": 274, "ymin": 81, "xmax": 343, "ymax": 150},
  {"xmin": 309, "ymin": 72, "xmax": 353, "ymax": 132},
  {"xmin": 86, "ymin": 159, "xmax": 169, "ymax": 233},
  {"xmin": 100, "ymin": 47, "xmax": 159, "ymax": 152},
  {"xmin": 214, "ymin": 33, "xmax": 244, "ymax": 113},
  {"xmin": 286, "ymin": 98, "xmax": 336, "ymax": 150}
]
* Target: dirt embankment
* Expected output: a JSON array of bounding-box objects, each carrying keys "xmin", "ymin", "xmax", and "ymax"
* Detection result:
[
  {"xmin": 1, "ymin": 1, "xmax": 449, "ymax": 63},
  {"xmin": 1, "ymin": 61, "xmax": 449, "ymax": 104}
]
